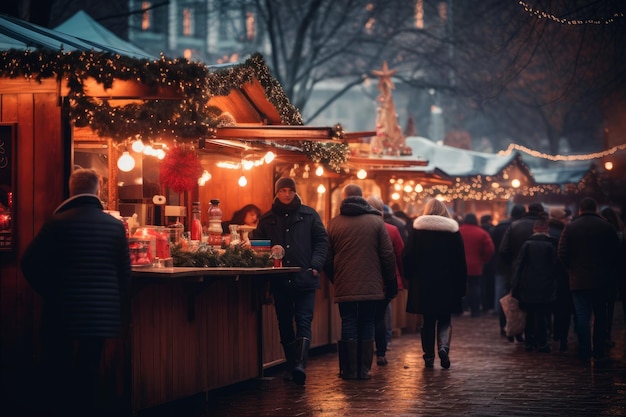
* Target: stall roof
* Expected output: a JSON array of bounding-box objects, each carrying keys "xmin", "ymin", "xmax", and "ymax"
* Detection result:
[
  {"xmin": 53, "ymin": 10, "xmax": 155, "ymax": 60},
  {"xmin": 0, "ymin": 13, "xmax": 155, "ymax": 59},
  {"xmin": 406, "ymin": 136, "xmax": 592, "ymax": 185}
]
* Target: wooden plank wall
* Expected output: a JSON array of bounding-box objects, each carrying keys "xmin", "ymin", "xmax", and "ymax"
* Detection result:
[
  {"xmin": 0, "ymin": 91, "xmax": 64, "ymax": 405},
  {"xmin": 130, "ymin": 277, "xmax": 259, "ymax": 411}
]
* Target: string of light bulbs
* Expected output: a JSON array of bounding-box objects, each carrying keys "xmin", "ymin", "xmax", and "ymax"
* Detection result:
[
  {"xmin": 497, "ymin": 143, "xmax": 626, "ymax": 161},
  {"xmin": 518, "ymin": 1, "xmax": 624, "ymax": 25}
]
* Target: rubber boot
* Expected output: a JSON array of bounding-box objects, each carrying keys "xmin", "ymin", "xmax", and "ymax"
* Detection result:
[
  {"xmin": 338, "ymin": 339, "xmax": 358, "ymax": 380},
  {"xmin": 292, "ymin": 337, "xmax": 310, "ymax": 385},
  {"xmin": 420, "ymin": 327, "xmax": 435, "ymax": 368},
  {"xmin": 437, "ymin": 323, "xmax": 452, "ymax": 369},
  {"xmin": 281, "ymin": 341, "xmax": 296, "ymax": 381},
  {"xmin": 358, "ymin": 339, "xmax": 374, "ymax": 380}
]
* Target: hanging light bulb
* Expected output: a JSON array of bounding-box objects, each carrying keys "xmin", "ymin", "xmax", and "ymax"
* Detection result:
[
  {"xmin": 357, "ymin": 169, "xmax": 367, "ymax": 179},
  {"xmin": 264, "ymin": 151, "xmax": 276, "ymax": 164},
  {"xmin": 317, "ymin": 184, "xmax": 326, "ymax": 194},
  {"xmin": 131, "ymin": 138, "xmax": 145, "ymax": 153},
  {"xmin": 315, "ymin": 166, "xmax": 324, "ymax": 176},
  {"xmin": 238, "ymin": 175, "xmax": 248, "ymax": 187},
  {"xmin": 117, "ymin": 151, "xmax": 135, "ymax": 172}
]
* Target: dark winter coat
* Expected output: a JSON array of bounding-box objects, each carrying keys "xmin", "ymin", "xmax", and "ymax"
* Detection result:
[
  {"xmin": 499, "ymin": 213, "xmax": 545, "ymax": 267},
  {"xmin": 557, "ymin": 212, "xmax": 620, "ymax": 292},
  {"xmin": 548, "ymin": 219, "xmax": 570, "ymax": 293},
  {"xmin": 491, "ymin": 218, "xmax": 514, "ymax": 276},
  {"xmin": 403, "ymin": 215, "xmax": 467, "ymax": 315},
  {"xmin": 324, "ymin": 196, "xmax": 396, "ymax": 303},
  {"xmin": 21, "ymin": 194, "xmax": 131, "ymax": 338},
  {"xmin": 255, "ymin": 194, "xmax": 328, "ymax": 291},
  {"xmin": 511, "ymin": 233, "xmax": 558, "ymax": 305}
]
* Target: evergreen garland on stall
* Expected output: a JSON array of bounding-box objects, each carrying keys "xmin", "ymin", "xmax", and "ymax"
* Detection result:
[{"xmin": 0, "ymin": 49, "xmax": 349, "ymax": 169}]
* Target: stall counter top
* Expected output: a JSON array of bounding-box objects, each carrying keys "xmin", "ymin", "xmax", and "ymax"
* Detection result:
[{"xmin": 131, "ymin": 266, "xmax": 301, "ymax": 280}]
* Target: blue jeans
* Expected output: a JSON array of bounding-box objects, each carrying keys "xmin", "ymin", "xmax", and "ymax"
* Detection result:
[
  {"xmin": 571, "ymin": 289, "xmax": 607, "ymax": 360},
  {"xmin": 467, "ymin": 275, "xmax": 482, "ymax": 317},
  {"xmin": 494, "ymin": 273, "xmax": 508, "ymax": 316},
  {"xmin": 339, "ymin": 300, "xmax": 377, "ymax": 341},
  {"xmin": 272, "ymin": 285, "xmax": 316, "ymax": 342},
  {"xmin": 375, "ymin": 300, "xmax": 391, "ymax": 356}
]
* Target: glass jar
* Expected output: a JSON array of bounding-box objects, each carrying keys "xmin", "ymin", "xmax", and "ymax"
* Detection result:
[{"xmin": 134, "ymin": 226, "xmax": 170, "ymax": 260}]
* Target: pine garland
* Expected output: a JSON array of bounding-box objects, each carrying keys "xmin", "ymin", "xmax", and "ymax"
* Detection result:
[
  {"xmin": 171, "ymin": 244, "xmax": 272, "ymax": 268},
  {"xmin": 0, "ymin": 49, "xmax": 346, "ymax": 170}
]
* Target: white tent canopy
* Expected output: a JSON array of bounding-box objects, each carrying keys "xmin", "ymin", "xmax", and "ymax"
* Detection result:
[
  {"xmin": 54, "ymin": 10, "xmax": 155, "ymax": 59},
  {"xmin": 0, "ymin": 11, "xmax": 154, "ymax": 59}
]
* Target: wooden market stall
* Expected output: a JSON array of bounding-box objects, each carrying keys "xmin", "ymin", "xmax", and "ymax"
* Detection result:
[{"xmin": 0, "ymin": 15, "xmax": 377, "ymax": 415}]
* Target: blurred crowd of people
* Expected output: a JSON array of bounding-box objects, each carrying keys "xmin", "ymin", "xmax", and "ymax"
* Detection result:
[{"xmin": 392, "ymin": 197, "xmax": 625, "ymax": 366}]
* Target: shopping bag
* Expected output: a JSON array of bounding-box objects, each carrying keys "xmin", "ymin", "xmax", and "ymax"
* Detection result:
[{"xmin": 499, "ymin": 293, "xmax": 526, "ymax": 337}]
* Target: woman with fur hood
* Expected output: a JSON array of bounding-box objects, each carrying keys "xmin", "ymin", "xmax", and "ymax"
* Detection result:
[{"xmin": 403, "ymin": 199, "xmax": 467, "ymax": 369}]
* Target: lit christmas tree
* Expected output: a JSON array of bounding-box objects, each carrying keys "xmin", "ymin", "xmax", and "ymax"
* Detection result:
[{"xmin": 371, "ymin": 61, "xmax": 412, "ymax": 156}]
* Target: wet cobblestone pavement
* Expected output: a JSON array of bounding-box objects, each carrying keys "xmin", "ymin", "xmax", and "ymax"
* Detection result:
[{"xmin": 142, "ymin": 303, "xmax": 626, "ymax": 417}]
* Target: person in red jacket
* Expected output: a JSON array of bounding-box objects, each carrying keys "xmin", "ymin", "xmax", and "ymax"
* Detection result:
[
  {"xmin": 459, "ymin": 213, "xmax": 495, "ymax": 317},
  {"xmin": 366, "ymin": 195, "xmax": 404, "ymax": 366}
]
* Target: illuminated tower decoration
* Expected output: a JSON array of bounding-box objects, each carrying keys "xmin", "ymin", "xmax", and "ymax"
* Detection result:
[{"xmin": 371, "ymin": 61, "xmax": 412, "ymax": 156}]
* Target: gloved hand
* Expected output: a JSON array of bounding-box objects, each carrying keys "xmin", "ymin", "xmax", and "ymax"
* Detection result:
[{"xmin": 385, "ymin": 277, "xmax": 398, "ymax": 300}]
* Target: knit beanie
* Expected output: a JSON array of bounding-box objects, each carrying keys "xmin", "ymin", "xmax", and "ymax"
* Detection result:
[{"xmin": 275, "ymin": 177, "xmax": 296, "ymax": 194}]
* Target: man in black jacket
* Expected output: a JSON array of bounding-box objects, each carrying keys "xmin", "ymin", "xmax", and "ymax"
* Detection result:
[
  {"xmin": 255, "ymin": 177, "xmax": 328, "ymax": 385},
  {"xmin": 558, "ymin": 197, "xmax": 620, "ymax": 363},
  {"xmin": 22, "ymin": 168, "xmax": 131, "ymax": 416},
  {"xmin": 492, "ymin": 204, "xmax": 526, "ymax": 336}
]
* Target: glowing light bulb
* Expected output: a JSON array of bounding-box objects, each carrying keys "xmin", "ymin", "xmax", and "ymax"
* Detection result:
[
  {"xmin": 238, "ymin": 175, "xmax": 248, "ymax": 187},
  {"xmin": 131, "ymin": 139, "xmax": 145, "ymax": 153},
  {"xmin": 357, "ymin": 169, "xmax": 367, "ymax": 179},
  {"xmin": 317, "ymin": 184, "xmax": 326, "ymax": 194},
  {"xmin": 264, "ymin": 151, "xmax": 275, "ymax": 164},
  {"xmin": 415, "ymin": 184, "xmax": 423, "ymax": 192},
  {"xmin": 604, "ymin": 161, "xmax": 614, "ymax": 171},
  {"xmin": 511, "ymin": 179, "xmax": 521, "ymax": 188},
  {"xmin": 391, "ymin": 192, "xmax": 400, "ymax": 200},
  {"xmin": 117, "ymin": 151, "xmax": 135, "ymax": 172},
  {"xmin": 315, "ymin": 166, "xmax": 324, "ymax": 176}
]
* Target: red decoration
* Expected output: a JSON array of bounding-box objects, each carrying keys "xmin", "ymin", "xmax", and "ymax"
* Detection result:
[{"xmin": 160, "ymin": 147, "xmax": 204, "ymax": 194}]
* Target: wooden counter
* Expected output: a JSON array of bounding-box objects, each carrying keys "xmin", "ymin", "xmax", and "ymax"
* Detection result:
[
  {"xmin": 123, "ymin": 266, "xmax": 300, "ymax": 413},
  {"xmin": 131, "ymin": 266, "xmax": 301, "ymax": 280}
]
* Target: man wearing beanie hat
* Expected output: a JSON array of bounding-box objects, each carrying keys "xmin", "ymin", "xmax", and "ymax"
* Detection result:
[
  {"xmin": 547, "ymin": 207, "xmax": 573, "ymax": 352},
  {"xmin": 275, "ymin": 177, "xmax": 296, "ymax": 195},
  {"xmin": 491, "ymin": 204, "xmax": 526, "ymax": 340},
  {"xmin": 255, "ymin": 177, "xmax": 328, "ymax": 386}
]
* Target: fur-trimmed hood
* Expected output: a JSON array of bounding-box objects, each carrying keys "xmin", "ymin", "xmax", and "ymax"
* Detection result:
[{"xmin": 412, "ymin": 215, "xmax": 459, "ymax": 233}]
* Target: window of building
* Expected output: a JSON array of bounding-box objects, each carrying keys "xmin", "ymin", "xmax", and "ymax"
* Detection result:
[
  {"xmin": 141, "ymin": 2, "xmax": 152, "ymax": 31},
  {"xmin": 246, "ymin": 12, "xmax": 255, "ymax": 41},
  {"xmin": 415, "ymin": 0, "xmax": 424, "ymax": 29},
  {"xmin": 183, "ymin": 8, "xmax": 194, "ymax": 36}
]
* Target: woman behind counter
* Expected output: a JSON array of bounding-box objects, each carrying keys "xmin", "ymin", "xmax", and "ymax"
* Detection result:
[{"xmin": 222, "ymin": 204, "xmax": 262, "ymax": 233}]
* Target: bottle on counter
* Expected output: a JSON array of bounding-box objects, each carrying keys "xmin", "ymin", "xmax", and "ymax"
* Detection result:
[
  {"xmin": 190, "ymin": 202, "xmax": 203, "ymax": 242},
  {"xmin": 207, "ymin": 199, "xmax": 223, "ymax": 248}
]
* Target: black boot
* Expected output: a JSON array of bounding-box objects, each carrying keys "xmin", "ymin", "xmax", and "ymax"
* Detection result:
[
  {"xmin": 358, "ymin": 340, "xmax": 374, "ymax": 380},
  {"xmin": 437, "ymin": 323, "xmax": 452, "ymax": 369},
  {"xmin": 281, "ymin": 341, "xmax": 296, "ymax": 381},
  {"xmin": 338, "ymin": 339, "xmax": 358, "ymax": 380},
  {"xmin": 292, "ymin": 337, "xmax": 310, "ymax": 385},
  {"xmin": 420, "ymin": 327, "xmax": 436, "ymax": 368}
]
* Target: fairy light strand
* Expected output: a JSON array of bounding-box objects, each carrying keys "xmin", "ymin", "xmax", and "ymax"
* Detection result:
[
  {"xmin": 519, "ymin": 1, "xmax": 624, "ymax": 25},
  {"xmin": 497, "ymin": 143, "xmax": 626, "ymax": 161}
]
